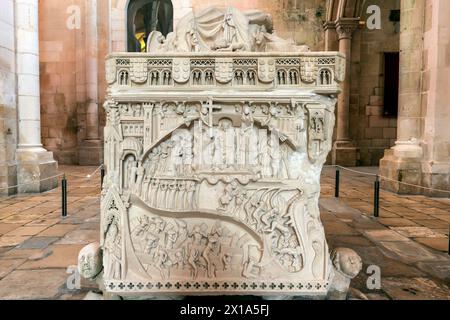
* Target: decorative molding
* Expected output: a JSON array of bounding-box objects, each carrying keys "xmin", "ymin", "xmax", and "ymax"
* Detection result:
[{"xmin": 335, "ymin": 18, "xmax": 360, "ymax": 40}]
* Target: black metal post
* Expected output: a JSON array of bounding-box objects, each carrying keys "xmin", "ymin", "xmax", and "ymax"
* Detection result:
[
  {"xmin": 335, "ymin": 169, "xmax": 340, "ymax": 198},
  {"xmin": 62, "ymin": 175, "xmax": 68, "ymax": 218},
  {"xmin": 101, "ymin": 165, "xmax": 105, "ymax": 189},
  {"xmin": 374, "ymin": 175, "xmax": 380, "ymax": 218}
]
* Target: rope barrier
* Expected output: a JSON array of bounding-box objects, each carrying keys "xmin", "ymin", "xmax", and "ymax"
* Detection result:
[
  {"xmin": 324, "ymin": 165, "xmax": 450, "ymax": 194},
  {"xmin": 0, "ymin": 173, "xmax": 65, "ymax": 191},
  {"xmin": 0, "ymin": 165, "xmax": 104, "ymax": 193},
  {"xmin": 64, "ymin": 164, "xmax": 104, "ymax": 180}
]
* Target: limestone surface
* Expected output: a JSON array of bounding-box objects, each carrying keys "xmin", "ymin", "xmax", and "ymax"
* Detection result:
[{"xmin": 92, "ymin": 6, "xmax": 355, "ymax": 298}]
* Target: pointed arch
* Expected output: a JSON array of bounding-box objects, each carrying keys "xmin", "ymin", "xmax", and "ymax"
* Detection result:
[{"xmin": 127, "ymin": 0, "xmax": 174, "ymax": 52}]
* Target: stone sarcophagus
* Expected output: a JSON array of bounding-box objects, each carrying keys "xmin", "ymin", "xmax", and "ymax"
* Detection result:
[{"xmin": 79, "ymin": 7, "xmax": 361, "ymax": 299}]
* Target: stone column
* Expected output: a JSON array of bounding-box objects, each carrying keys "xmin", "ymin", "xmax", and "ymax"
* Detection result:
[
  {"xmin": 0, "ymin": 0, "xmax": 18, "ymax": 195},
  {"xmin": 331, "ymin": 18, "xmax": 359, "ymax": 166},
  {"xmin": 79, "ymin": 0, "xmax": 103, "ymax": 165},
  {"xmin": 380, "ymin": 0, "xmax": 426, "ymax": 194},
  {"xmin": 15, "ymin": 0, "xmax": 58, "ymax": 193},
  {"xmin": 391, "ymin": 0, "xmax": 425, "ymax": 158},
  {"xmin": 324, "ymin": 22, "xmax": 338, "ymax": 51},
  {"xmin": 421, "ymin": 0, "xmax": 450, "ymax": 196}
]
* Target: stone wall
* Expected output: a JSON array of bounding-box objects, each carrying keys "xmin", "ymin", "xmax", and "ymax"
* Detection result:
[
  {"xmin": 0, "ymin": 0, "xmax": 17, "ymax": 194},
  {"xmin": 39, "ymin": 0, "xmax": 109, "ymax": 164},
  {"xmin": 350, "ymin": 0, "xmax": 400, "ymax": 166}
]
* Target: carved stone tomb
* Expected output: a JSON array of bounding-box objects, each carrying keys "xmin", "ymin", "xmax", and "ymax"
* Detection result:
[{"xmin": 84, "ymin": 7, "xmax": 361, "ymax": 299}]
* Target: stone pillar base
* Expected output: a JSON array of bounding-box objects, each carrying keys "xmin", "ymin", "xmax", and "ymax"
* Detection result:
[
  {"xmin": 332, "ymin": 141, "xmax": 358, "ymax": 167},
  {"xmin": 0, "ymin": 164, "xmax": 18, "ymax": 195},
  {"xmin": 421, "ymin": 161, "xmax": 450, "ymax": 198},
  {"xmin": 379, "ymin": 149, "xmax": 422, "ymax": 195},
  {"xmin": 78, "ymin": 140, "xmax": 104, "ymax": 166},
  {"xmin": 16, "ymin": 148, "xmax": 58, "ymax": 193}
]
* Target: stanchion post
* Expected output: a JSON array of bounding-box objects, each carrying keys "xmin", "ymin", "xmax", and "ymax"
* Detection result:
[
  {"xmin": 335, "ymin": 169, "xmax": 340, "ymax": 198},
  {"xmin": 62, "ymin": 175, "xmax": 68, "ymax": 218},
  {"xmin": 374, "ymin": 175, "xmax": 380, "ymax": 218},
  {"xmin": 101, "ymin": 165, "xmax": 105, "ymax": 189}
]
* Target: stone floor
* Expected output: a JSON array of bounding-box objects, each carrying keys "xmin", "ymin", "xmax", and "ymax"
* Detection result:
[{"xmin": 0, "ymin": 165, "xmax": 448, "ymax": 300}]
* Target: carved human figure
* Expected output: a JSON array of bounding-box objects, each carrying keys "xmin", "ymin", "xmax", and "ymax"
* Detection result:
[
  {"xmin": 235, "ymin": 70, "xmax": 244, "ymax": 85},
  {"xmin": 151, "ymin": 71, "xmax": 159, "ymax": 85},
  {"xmin": 144, "ymin": 233, "xmax": 159, "ymax": 258},
  {"xmin": 157, "ymin": 180, "xmax": 168, "ymax": 208},
  {"xmin": 311, "ymin": 112, "xmax": 325, "ymax": 140},
  {"xmin": 201, "ymin": 126, "xmax": 214, "ymax": 167},
  {"xmin": 222, "ymin": 253, "xmax": 232, "ymax": 271},
  {"xmin": 186, "ymin": 28, "xmax": 201, "ymax": 52},
  {"xmin": 242, "ymin": 244, "xmax": 262, "ymax": 278},
  {"xmin": 132, "ymin": 104, "xmax": 142, "ymax": 117},
  {"xmin": 252, "ymin": 25, "xmax": 267, "ymax": 52},
  {"xmin": 162, "ymin": 70, "xmax": 172, "ymax": 85},
  {"xmin": 147, "ymin": 147, "xmax": 161, "ymax": 176},
  {"xmin": 247, "ymin": 70, "xmax": 256, "ymax": 85},
  {"xmin": 202, "ymin": 234, "xmax": 221, "ymax": 278},
  {"xmin": 153, "ymin": 246, "xmax": 171, "ymax": 279},
  {"xmin": 165, "ymin": 226, "xmax": 178, "ymax": 250},
  {"xmin": 142, "ymin": 176, "xmax": 151, "ymax": 200},
  {"xmin": 216, "ymin": 119, "xmax": 233, "ymax": 169},
  {"xmin": 104, "ymin": 217, "xmax": 121, "ymax": 280},
  {"xmin": 133, "ymin": 215, "xmax": 150, "ymax": 240},
  {"xmin": 129, "ymin": 160, "xmax": 138, "ymax": 191},
  {"xmin": 158, "ymin": 141, "xmax": 173, "ymax": 174},
  {"xmin": 328, "ymin": 248, "xmax": 363, "ymax": 300},
  {"xmin": 186, "ymin": 181, "xmax": 197, "ymax": 209},
  {"xmin": 187, "ymin": 224, "xmax": 207, "ymax": 279},
  {"xmin": 218, "ymin": 181, "xmax": 237, "ymax": 212},
  {"xmin": 133, "ymin": 164, "xmax": 145, "ymax": 195},
  {"xmin": 193, "ymin": 70, "xmax": 202, "ymax": 85},
  {"xmin": 205, "ymin": 71, "xmax": 214, "ymax": 85},
  {"xmin": 223, "ymin": 8, "xmax": 237, "ymax": 45},
  {"xmin": 176, "ymin": 181, "xmax": 186, "ymax": 210},
  {"xmin": 166, "ymin": 180, "xmax": 177, "ymax": 209},
  {"xmin": 78, "ymin": 242, "xmax": 103, "ymax": 280},
  {"xmin": 260, "ymin": 208, "xmax": 289, "ymax": 234},
  {"xmin": 268, "ymin": 135, "xmax": 281, "ymax": 178},
  {"xmin": 149, "ymin": 179, "xmax": 159, "ymax": 207},
  {"xmin": 243, "ymin": 194, "xmax": 260, "ymax": 227},
  {"xmin": 233, "ymin": 188, "xmax": 247, "ymax": 218},
  {"xmin": 123, "ymin": 155, "xmax": 137, "ymax": 190}
]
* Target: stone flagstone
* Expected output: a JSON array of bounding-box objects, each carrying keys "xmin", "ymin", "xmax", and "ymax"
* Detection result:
[
  {"xmin": 378, "ymin": 241, "xmax": 447, "ymax": 264},
  {"xmin": 0, "ymin": 269, "xmax": 68, "ymax": 300},
  {"xmin": 381, "ymin": 277, "xmax": 450, "ymax": 300},
  {"xmin": 390, "ymin": 226, "xmax": 447, "ymax": 238}
]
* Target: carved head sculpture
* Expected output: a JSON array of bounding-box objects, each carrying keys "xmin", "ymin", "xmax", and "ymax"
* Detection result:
[
  {"xmin": 269, "ymin": 105, "xmax": 281, "ymax": 117},
  {"xmin": 254, "ymin": 25, "xmax": 267, "ymax": 45},
  {"xmin": 78, "ymin": 242, "xmax": 103, "ymax": 280},
  {"xmin": 331, "ymin": 248, "xmax": 363, "ymax": 279},
  {"xmin": 218, "ymin": 118, "xmax": 232, "ymax": 131},
  {"xmin": 224, "ymin": 7, "xmax": 235, "ymax": 27}
]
